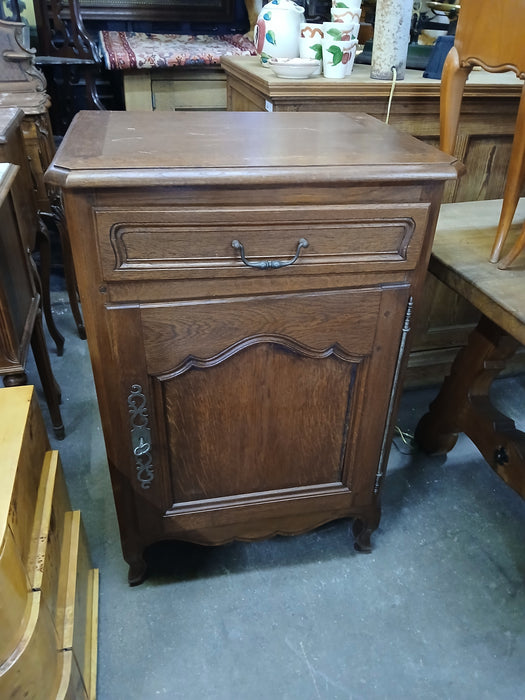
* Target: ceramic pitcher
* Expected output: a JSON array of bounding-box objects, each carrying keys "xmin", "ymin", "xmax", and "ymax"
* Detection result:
[{"xmin": 254, "ymin": 0, "xmax": 305, "ymax": 66}]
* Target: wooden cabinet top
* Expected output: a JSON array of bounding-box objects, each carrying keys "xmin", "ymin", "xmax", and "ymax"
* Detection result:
[
  {"xmin": 0, "ymin": 108, "xmax": 23, "ymax": 144},
  {"xmin": 221, "ymin": 56, "xmax": 524, "ymax": 100},
  {"xmin": 46, "ymin": 110, "xmax": 457, "ymax": 189}
]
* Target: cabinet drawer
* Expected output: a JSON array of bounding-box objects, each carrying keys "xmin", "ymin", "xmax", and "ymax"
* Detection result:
[
  {"xmin": 0, "ymin": 589, "xmax": 61, "ymax": 699},
  {"xmin": 95, "ymin": 203, "xmax": 430, "ymax": 282},
  {"xmin": 55, "ymin": 648, "xmax": 90, "ymax": 700},
  {"xmin": 36, "ymin": 452, "xmax": 71, "ymax": 630},
  {"xmin": 0, "ymin": 386, "xmax": 48, "ymax": 598},
  {"xmin": 54, "ymin": 511, "xmax": 98, "ymax": 699},
  {"xmin": 152, "ymin": 77, "xmax": 227, "ymax": 111},
  {"xmin": 0, "ymin": 528, "xmax": 31, "ymax": 663},
  {"xmin": 0, "ymin": 451, "xmax": 70, "ymax": 665}
]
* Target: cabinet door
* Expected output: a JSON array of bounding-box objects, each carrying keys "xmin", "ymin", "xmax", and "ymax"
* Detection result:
[{"xmin": 106, "ymin": 284, "xmax": 410, "ymax": 542}]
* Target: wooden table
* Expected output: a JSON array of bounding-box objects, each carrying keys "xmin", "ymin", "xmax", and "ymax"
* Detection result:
[
  {"xmin": 415, "ymin": 199, "xmax": 525, "ymax": 497},
  {"xmin": 221, "ymin": 55, "xmax": 525, "ymax": 387},
  {"xmin": 47, "ymin": 110, "xmax": 456, "ymax": 584}
]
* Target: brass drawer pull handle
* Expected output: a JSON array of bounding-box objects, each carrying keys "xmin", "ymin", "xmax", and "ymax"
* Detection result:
[{"xmin": 231, "ymin": 238, "xmax": 308, "ymax": 270}]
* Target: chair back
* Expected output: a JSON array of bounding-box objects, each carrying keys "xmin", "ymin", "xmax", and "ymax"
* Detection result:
[
  {"xmin": 440, "ymin": 0, "xmax": 525, "ymax": 266},
  {"xmin": 453, "ymin": 0, "xmax": 525, "ymax": 78}
]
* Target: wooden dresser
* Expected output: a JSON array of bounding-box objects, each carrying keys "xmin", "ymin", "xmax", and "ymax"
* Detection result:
[
  {"xmin": 46, "ymin": 110, "xmax": 456, "ymax": 585},
  {"xmin": 0, "ymin": 385, "xmax": 98, "ymax": 699}
]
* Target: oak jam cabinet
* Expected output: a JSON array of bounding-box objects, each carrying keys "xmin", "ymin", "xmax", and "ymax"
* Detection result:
[{"xmin": 46, "ymin": 111, "xmax": 456, "ymax": 584}]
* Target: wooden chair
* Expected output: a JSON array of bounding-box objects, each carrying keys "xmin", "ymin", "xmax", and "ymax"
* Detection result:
[
  {"xmin": 440, "ymin": 0, "xmax": 525, "ymax": 268},
  {"xmin": 32, "ymin": 0, "xmax": 105, "ymax": 135}
]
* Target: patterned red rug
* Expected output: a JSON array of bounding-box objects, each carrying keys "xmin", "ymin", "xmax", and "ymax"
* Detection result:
[{"xmin": 99, "ymin": 31, "xmax": 256, "ymax": 70}]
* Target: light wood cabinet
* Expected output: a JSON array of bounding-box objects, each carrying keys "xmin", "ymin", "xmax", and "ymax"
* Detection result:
[
  {"xmin": 47, "ymin": 110, "xmax": 456, "ymax": 584},
  {"xmin": 0, "ymin": 385, "xmax": 98, "ymax": 699}
]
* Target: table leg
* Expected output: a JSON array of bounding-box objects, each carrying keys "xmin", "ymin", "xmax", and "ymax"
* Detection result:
[
  {"xmin": 41, "ymin": 205, "xmax": 86, "ymax": 341},
  {"xmin": 31, "ymin": 310, "xmax": 65, "ymax": 440},
  {"xmin": 415, "ymin": 315, "xmax": 525, "ymax": 497},
  {"xmin": 36, "ymin": 216, "xmax": 65, "ymax": 355}
]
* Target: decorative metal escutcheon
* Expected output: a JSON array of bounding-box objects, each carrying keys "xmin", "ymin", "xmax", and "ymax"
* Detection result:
[
  {"xmin": 128, "ymin": 384, "xmax": 154, "ymax": 489},
  {"xmin": 231, "ymin": 238, "xmax": 309, "ymax": 270}
]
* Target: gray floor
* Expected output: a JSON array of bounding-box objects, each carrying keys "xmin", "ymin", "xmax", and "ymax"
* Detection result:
[{"xmin": 29, "ymin": 293, "xmax": 525, "ymax": 700}]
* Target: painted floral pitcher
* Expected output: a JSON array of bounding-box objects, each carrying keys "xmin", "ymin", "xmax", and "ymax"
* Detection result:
[{"xmin": 254, "ymin": 0, "xmax": 305, "ymax": 65}]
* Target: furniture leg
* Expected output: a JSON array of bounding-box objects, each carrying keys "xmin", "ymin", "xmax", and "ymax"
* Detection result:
[
  {"xmin": 106, "ymin": 459, "xmax": 151, "ymax": 585},
  {"xmin": 415, "ymin": 315, "xmax": 525, "ymax": 497},
  {"xmin": 59, "ymin": 219, "xmax": 86, "ymax": 340},
  {"xmin": 3, "ymin": 371, "xmax": 28, "ymax": 387},
  {"xmin": 497, "ymin": 219, "xmax": 525, "ymax": 269},
  {"xmin": 30, "ymin": 309, "xmax": 65, "ymax": 440},
  {"xmin": 439, "ymin": 47, "xmax": 471, "ymax": 156},
  {"xmin": 352, "ymin": 505, "xmax": 381, "ymax": 553},
  {"xmin": 490, "ymin": 83, "xmax": 525, "ymax": 264},
  {"xmin": 127, "ymin": 555, "xmax": 149, "ymax": 587},
  {"xmin": 36, "ymin": 215, "xmax": 65, "ymax": 355},
  {"xmin": 41, "ymin": 207, "xmax": 86, "ymax": 340}
]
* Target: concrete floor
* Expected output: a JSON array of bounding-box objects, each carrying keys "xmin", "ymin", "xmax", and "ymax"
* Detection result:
[{"xmin": 29, "ymin": 293, "xmax": 525, "ymax": 700}]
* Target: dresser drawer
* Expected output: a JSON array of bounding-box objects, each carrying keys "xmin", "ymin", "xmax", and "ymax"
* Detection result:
[
  {"xmin": 0, "ymin": 589, "xmax": 61, "ymax": 700},
  {"xmin": 95, "ymin": 203, "xmax": 430, "ymax": 282},
  {"xmin": 0, "ymin": 386, "xmax": 48, "ymax": 621},
  {"xmin": 54, "ymin": 511, "xmax": 98, "ymax": 699},
  {"xmin": 0, "ymin": 528, "xmax": 31, "ymax": 663},
  {"xmin": 0, "ymin": 450, "xmax": 70, "ymax": 665}
]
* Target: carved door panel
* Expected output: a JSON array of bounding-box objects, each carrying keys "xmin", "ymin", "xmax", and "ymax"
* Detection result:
[{"xmin": 132, "ymin": 285, "xmax": 410, "ymax": 516}]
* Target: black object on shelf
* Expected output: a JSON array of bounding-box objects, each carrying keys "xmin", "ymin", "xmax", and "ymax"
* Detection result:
[
  {"xmin": 423, "ymin": 35, "xmax": 455, "ymax": 79},
  {"xmin": 355, "ymin": 40, "xmax": 433, "ymax": 71}
]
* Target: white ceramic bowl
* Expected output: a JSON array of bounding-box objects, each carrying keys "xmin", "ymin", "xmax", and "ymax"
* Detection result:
[{"xmin": 268, "ymin": 58, "xmax": 321, "ymax": 79}]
